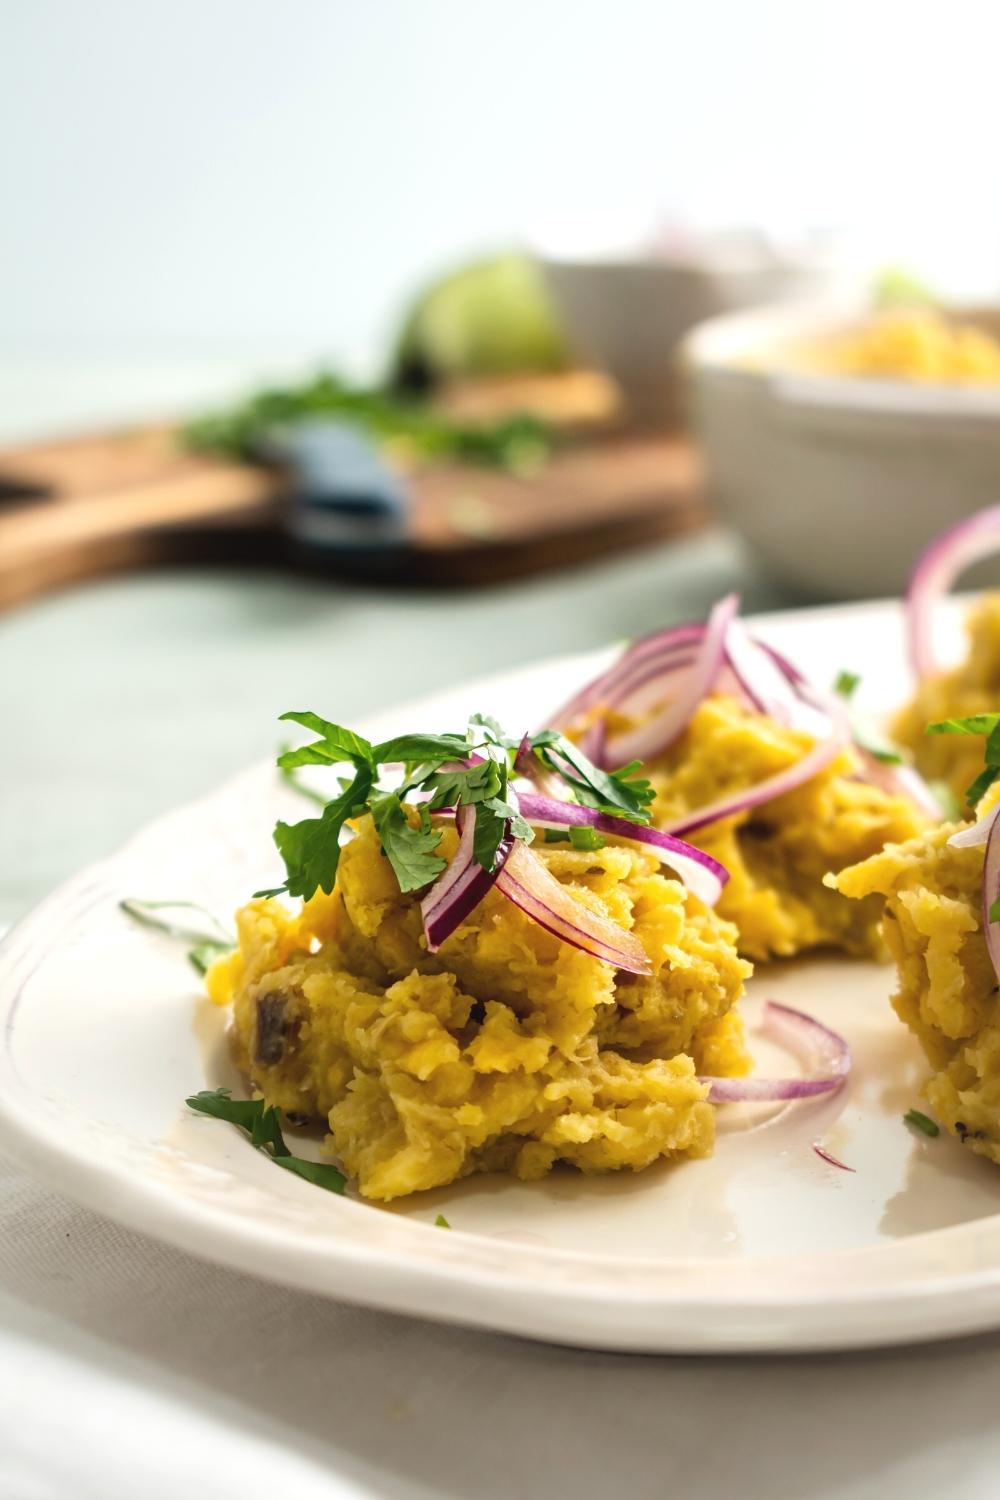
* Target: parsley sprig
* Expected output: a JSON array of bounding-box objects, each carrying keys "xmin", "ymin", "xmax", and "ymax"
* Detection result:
[
  {"xmin": 927, "ymin": 713, "xmax": 1000, "ymax": 808},
  {"xmin": 187, "ymin": 1088, "xmax": 346, "ymax": 1193},
  {"xmin": 261, "ymin": 712, "xmax": 655, "ymax": 902}
]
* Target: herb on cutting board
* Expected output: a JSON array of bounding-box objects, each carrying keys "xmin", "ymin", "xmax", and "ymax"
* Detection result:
[{"xmin": 185, "ymin": 371, "xmax": 551, "ymax": 473}]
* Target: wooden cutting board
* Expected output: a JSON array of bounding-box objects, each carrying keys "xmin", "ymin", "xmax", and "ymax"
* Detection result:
[{"xmin": 0, "ymin": 396, "xmax": 708, "ymax": 613}]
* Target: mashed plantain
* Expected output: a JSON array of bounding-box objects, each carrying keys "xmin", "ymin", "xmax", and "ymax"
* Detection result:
[
  {"xmin": 584, "ymin": 696, "xmax": 928, "ymax": 962},
  {"xmin": 894, "ymin": 595, "xmax": 1000, "ymax": 807},
  {"xmin": 207, "ymin": 816, "xmax": 750, "ymax": 1200},
  {"xmin": 830, "ymin": 794, "xmax": 1000, "ymax": 1163},
  {"xmin": 789, "ymin": 311, "xmax": 1000, "ymax": 385}
]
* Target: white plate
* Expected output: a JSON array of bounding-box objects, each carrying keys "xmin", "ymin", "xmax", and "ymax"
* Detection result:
[{"xmin": 4, "ymin": 596, "xmax": 1000, "ymax": 1355}]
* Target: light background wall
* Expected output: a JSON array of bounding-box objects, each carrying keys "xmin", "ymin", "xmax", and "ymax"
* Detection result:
[{"xmin": 2, "ymin": 0, "xmax": 999, "ymax": 436}]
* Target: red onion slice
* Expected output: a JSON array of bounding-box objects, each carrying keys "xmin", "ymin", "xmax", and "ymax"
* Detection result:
[
  {"xmin": 515, "ymin": 791, "xmax": 728, "ymax": 906},
  {"xmin": 907, "ymin": 505, "xmax": 1000, "ymax": 679},
  {"xmin": 550, "ymin": 624, "xmax": 709, "ymax": 730},
  {"xmin": 724, "ymin": 619, "xmax": 835, "ymax": 741},
  {"xmin": 812, "ymin": 1143, "xmax": 855, "ymax": 1172},
  {"xmin": 981, "ymin": 810, "xmax": 1000, "ymax": 983},
  {"xmin": 420, "ymin": 805, "xmax": 514, "ymax": 951},
  {"xmin": 603, "ymin": 594, "xmax": 740, "ymax": 766},
  {"xmin": 495, "ymin": 841, "xmax": 651, "ymax": 974},
  {"xmin": 701, "ymin": 1001, "xmax": 851, "ymax": 1103}
]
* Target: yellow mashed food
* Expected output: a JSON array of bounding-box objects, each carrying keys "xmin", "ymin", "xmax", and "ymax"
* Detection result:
[
  {"xmin": 207, "ymin": 815, "xmax": 751, "ymax": 1200},
  {"xmin": 894, "ymin": 595, "xmax": 1000, "ymax": 806},
  {"xmin": 831, "ymin": 794, "xmax": 1000, "ymax": 1164},
  {"xmin": 790, "ymin": 311, "xmax": 1000, "ymax": 385},
  {"xmin": 580, "ymin": 695, "xmax": 928, "ymax": 962}
]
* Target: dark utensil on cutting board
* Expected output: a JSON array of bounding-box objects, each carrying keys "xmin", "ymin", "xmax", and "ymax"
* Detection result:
[{"xmin": 0, "ymin": 380, "xmax": 707, "ymax": 613}]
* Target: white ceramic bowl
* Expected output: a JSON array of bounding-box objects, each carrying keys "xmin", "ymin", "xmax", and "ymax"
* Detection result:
[
  {"xmin": 538, "ymin": 254, "xmax": 847, "ymax": 427},
  {"xmin": 682, "ymin": 303, "xmax": 1000, "ymax": 600}
]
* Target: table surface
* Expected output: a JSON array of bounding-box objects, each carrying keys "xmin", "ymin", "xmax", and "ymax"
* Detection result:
[{"xmin": 4, "ymin": 534, "xmax": 1000, "ymax": 1500}]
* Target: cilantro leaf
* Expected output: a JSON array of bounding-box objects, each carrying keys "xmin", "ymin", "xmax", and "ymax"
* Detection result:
[
  {"xmin": 834, "ymin": 670, "xmax": 861, "ymax": 699},
  {"xmin": 434, "ymin": 1213, "xmax": 451, "ymax": 1228},
  {"xmin": 926, "ymin": 715, "xmax": 1000, "ymax": 737},
  {"xmin": 266, "ymin": 710, "xmax": 645, "ymax": 906},
  {"xmin": 371, "ymin": 732, "xmax": 470, "ymax": 764},
  {"xmin": 277, "ymin": 712, "xmax": 373, "ymax": 770},
  {"xmin": 187, "ymin": 1088, "xmax": 287, "ymax": 1153},
  {"xmin": 370, "ymin": 792, "xmax": 446, "ymax": 892},
  {"xmin": 928, "ymin": 715, "xmax": 1000, "ymax": 806},
  {"xmin": 535, "ymin": 734, "xmax": 654, "ymax": 822},
  {"xmin": 186, "ymin": 1088, "xmax": 346, "ymax": 1193},
  {"xmin": 273, "ymin": 763, "xmax": 373, "ymax": 897},
  {"xmin": 273, "ymin": 1155, "xmax": 347, "ymax": 1192}
]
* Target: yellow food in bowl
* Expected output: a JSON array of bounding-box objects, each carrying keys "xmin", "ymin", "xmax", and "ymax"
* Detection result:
[
  {"xmin": 207, "ymin": 816, "xmax": 750, "ymax": 1201},
  {"xmin": 575, "ymin": 696, "xmax": 929, "ymax": 962},
  {"xmin": 831, "ymin": 790, "xmax": 1000, "ymax": 1163},
  {"xmin": 797, "ymin": 310, "xmax": 1000, "ymax": 385}
]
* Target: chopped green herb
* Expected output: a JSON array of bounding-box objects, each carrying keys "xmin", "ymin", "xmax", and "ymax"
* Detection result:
[
  {"xmin": 989, "ymin": 896, "xmax": 1000, "ymax": 924},
  {"xmin": 120, "ymin": 899, "xmax": 234, "ymax": 976},
  {"xmin": 834, "ymin": 670, "xmax": 861, "ymax": 699},
  {"xmin": 186, "ymin": 1088, "xmax": 346, "ymax": 1194},
  {"xmin": 261, "ymin": 713, "xmax": 654, "ymax": 903},
  {"xmin": 531, "ymin": 733, "xmax": 654, "ymax": 823},
  {"xmin": 184, "ymin": 370, "xmax": 552, "ymax": 473},
  {"xmin": 370, "ymin": 792, "xmax": 446, "ymax": 893},
  {"xmin": 543, "ymin": 826, "xmax": 607, "ymax": 850},
  {"xmin": 904, "ymin": 1108, "xmax": 940, "ymax": 1138},
  {"xmin": 927, "ymin": 714, "xmax": 1000, "ymax": 806},
  {"xmin": 434, "ymin": 1213, "xmax": 451, "ymax": 1228},
  {"xmin": 926, "ymin": 714, "xmax": 1000, "ymax": 737}
]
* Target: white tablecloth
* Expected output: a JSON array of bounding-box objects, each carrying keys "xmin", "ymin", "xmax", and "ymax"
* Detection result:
[{"xmin": 4, "ymin": 1156, "xmax": 1000, "ymax": 1500}]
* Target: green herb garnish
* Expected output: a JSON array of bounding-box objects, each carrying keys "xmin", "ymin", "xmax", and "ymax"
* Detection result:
[
  {"xmin": 434, "ymin": 1213, "xmax": 451, "ymax": 1228},
  {"xmin": 833, "ymin": 671, "xmax": 903, "ymax": 764},
  {"xmin": 261, "ymin": 714, "xmax": 652, "ymax": 903},
  {"xmin": 904, "ymin": 1108, "xmax": 940, "ymax": 1138},
  {"xmin": 184, "ymin": 371, "xmax": 551, "ymax": 473},
  {"xmin": 186, "ymin": 1088, "xmax": 346, "ymax": 1193},
  {"xmin": 927, "ymin": 713, "xmax": 1000, "ymax": 806},
  {"xmin": 543, "ymin": 826, "xmax": 607, "ymax": 850},
  {"xmin": 120, "ymin": 899, "xmax": 234, "ymax": 975}
]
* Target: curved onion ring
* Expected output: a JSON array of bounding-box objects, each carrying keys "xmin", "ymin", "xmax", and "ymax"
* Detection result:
[
  {"xmin": 701, "ymin": 1001, "xmax": 851, "ymax": 1103},
  {"xmin": 515, "ymin": 791, "xmax": 727, "ymax": 906},
  {"xmin": 420, "ymin": 803, "xmax": 514, "ymax": 951},
  {"xmin": 907, "ymin": 505, "xmax": 1000, "ymax": 679},
  {"xmin": 421, "ymin": 801, "xmax": 654, "ymax": 973},
  {"xmin": 983, "ymin": 813, "xmax": 1000, "ymax": 985},
  {"xmin": 603, "ymin": 593, "xmax": 740, "ymax": 766},
  {"xmin": 949, "ymin": 803, "xmax": 1000, "ymax": 848},
  {"xmin": 495, "ymin": 841, "xmax": 650, "ymax": 974}
]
